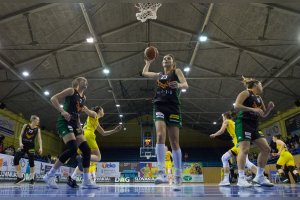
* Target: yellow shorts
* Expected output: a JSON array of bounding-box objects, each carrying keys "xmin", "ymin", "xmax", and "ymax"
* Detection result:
[
  {"xmin": 84, "ymin": 130, "xmax": 99, "ymax": 150},
  {"xmin": 230, "ymin": 145, "xmax": 240, "ymax": 156},
  {"xmin": 165, "ymin": 161, "xmax": 172, "ymax": 169},
  {"xmin": 89, "ymin": 162, "xmax": 97, "ymax": 173},
  {"xmin": 277, "ymin": 151, "xmax": 295, "ymax": 167}
]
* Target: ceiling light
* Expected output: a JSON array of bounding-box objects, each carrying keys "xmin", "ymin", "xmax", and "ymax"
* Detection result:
[
  {"xmin": 233, "ymin": 103, "xmax": 236, "ymax": 106},
  {"xmin": 199, "ymin": 35, "xmax": 208, "ymax": 42},
  {"xmin": 86, "ymin": 37, "xmax": 94, "ymax": 43},
  {"xmin": 119, "ymin": 122, "xmax": 123, "ymax": 125},
  {"xmin": 183, "ymin": 67, "xmax": 190, "ymax": 72},
  {"xmin": 116, "ymin": 104, "xmax": 120, "ymax": 107},
  {"xmin": 44, "ymin": 91, "xmax": 50, "ymax": 96},
  {"xmin": 213, "ymin": 121, "xmax": 217, "ymax": 125},
  {"xmin": 181, "ymin": 89, "xmax": 187, "ymax": 93},
  {"xmin": 103, "ymin": 68, "xmax": 110, "ymax": 75},
  {"xmin": 119, "ymin": 114, "xmax": 123, "ymax": 118},
  {"xmin": 22, "ymin": 71, "xmax": 29, "ymax": 77},
  {"xmin": 60, "ymin": 104, "xmax": 63, "ymax": 108}
]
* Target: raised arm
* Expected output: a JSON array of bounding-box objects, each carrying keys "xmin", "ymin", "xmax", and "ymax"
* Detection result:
[
  {"xmin": 82, "ymin": 105, "xmax": 97, "ymax": 118},
  {"xmin": 142, "ymin": 60, "xmax": 160, "ymax": 78},
  {"xmin": 210, "ymin": 120, "xmax": 228, "ymax": 138},
  {"xmin": 96, "ymin": 124, "xmax": 123, "ymax": 136}
]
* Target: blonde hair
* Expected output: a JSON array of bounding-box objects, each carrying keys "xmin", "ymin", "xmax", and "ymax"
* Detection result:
[
  {"xmin": 241, "ymin": 76, "xmax": 260, "ymax": 89},
  {"xmin": 30, "ymin": 115, "xmax": 39, "ymax": 122},
  {"xmin": 72, "ymin": 77, "xmax": 86, "ymax": 88}
]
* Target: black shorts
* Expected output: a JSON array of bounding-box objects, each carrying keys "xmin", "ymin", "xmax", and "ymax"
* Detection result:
[
  {"xmin": 153, "ymin": 103, "xmax": 182, "ymax": 128},
  {"xmin": 235, "ymin": 117, "xmax": 264, "ymax": 143}
]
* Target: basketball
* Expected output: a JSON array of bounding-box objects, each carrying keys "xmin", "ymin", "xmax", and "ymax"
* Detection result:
[{"xmin": 144, "ymin": 46, "xmax": 158, "ymax": 61}]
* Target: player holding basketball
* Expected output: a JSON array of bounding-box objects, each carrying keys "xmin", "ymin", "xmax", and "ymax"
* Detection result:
[
  {"xmin": 272, "ymin": 134, "xmax": 300, "ymax": 183},
  {"xmin": 142, "ymin": 47, "xmax": 188, "ymax": 191},
  {"xmin": 43, "ymin": 77, "xmax": 98, "ymax": 189},
  {"xmin": 67, "ymin": 106, "xmax": 122, "ymax": 188},
  {"xmin": 234, "ymin": 76, "xmax": 274, "ymax": 187},
  {"xmin": 14, "ymin": 115, "xmax": 42, "ymax": 185},
  {"xmin": 210, "ymin": 112, "xmax": 257, "ymax": 186}
]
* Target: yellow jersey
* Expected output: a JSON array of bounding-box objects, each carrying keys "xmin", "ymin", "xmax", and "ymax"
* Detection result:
[
  {"xmin": 276, "ymin": 141, "xmax": 287, "ymax": 155},
  {"xmin": 166, "ymin": 151, "xmax": 172, "ymax": 161},
  {"xmin": 226, "ymin": 119, "xmax": 237, "ymax": 146},
  {"xmin": 83, "ymin": 116, "xmax": 99, "ymax": 133}
]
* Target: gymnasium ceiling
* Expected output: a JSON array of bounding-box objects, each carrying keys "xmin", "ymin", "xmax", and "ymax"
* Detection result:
[{"xmin": 0, "ymin": 0, "xmax": 300, "ymax": 138}]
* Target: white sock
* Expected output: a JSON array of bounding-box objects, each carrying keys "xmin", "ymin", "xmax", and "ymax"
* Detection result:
[
  {"xmin": 30, "ymin": 173, "xmax": 35, "ymax": 180},
  {"xmin": 83, "ymin": 172, "xmax": 90, "ymax": 182},
  {"xmin": 71, "ymin": 171, "xmax": 78, "ymax": 180},
  {"xmin": 17, "ymin": 171, "xmax": 22, "ymax": 178},
  {"xmin": 172, "ymin": 148, "xmax": 182, "ymax": 177},
  {"xmin": 156, "ymin": 144, "xmax": 166, "ymax": 172},
  {"xmin": 224, "ymin": 173, "xmax": 229, "ymax": 181},
  {"xmin": 48, "ymin": 167, "xmax": 57, "ymax": 176},
  {"xmin": 238, "ymin": 170, "xmax": 245, "ymax": 179},
  {"xmin": 256, "ymin": 167, "xmax": 264, "ymax": 177}
]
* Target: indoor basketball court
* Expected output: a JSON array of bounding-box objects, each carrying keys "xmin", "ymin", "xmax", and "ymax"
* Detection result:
[{"xmin": 0, "ymin": 0, "xmax": 300, "ymax": 199}]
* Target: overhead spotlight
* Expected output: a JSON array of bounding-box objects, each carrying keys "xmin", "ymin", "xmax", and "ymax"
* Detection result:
[
  {"xmin": 60, "ymin": 104, "xmax": 63, "ymax": 108},
  {"xmin": 103, "ymin": 68, "xmax": 110, "ymax": 75},
  {"xmin": 181, "ymin": 89, "xmax": 187, "ymax": 93},
  {"xmin": 183, "ymin": 67, "xmax": 190, "ymax": 72},
  {"xmin": 119, "ymin": 114, "xmax": 123, "ymax": 118},
  {"xmin": 213, "ymin": 121, "xmax": 217, "ymax": 125},
  {"xmin": 44, "ymin": 90, "xmax": 50, "ymax": 96},
  {"xmin": 22, "ymin": 71, "xmax": 29, "ymax": 77},
  {"xmin": 116, "ymin": 104, "xmax": 120, "ymax": 107},
  {"xmin": 233, "ymin": 103, "xmax": 236, "ymax": 107},
  {"xmin": 86, "ymin": 37, "xmax": 94, "ymax": 43},
  {"xmin": 199, "ymin": 35, "xmax": 208, "ymax": 42},
  {"xmin": 119, "ymin": 122, "xmax": 123, "ymax": 125}
]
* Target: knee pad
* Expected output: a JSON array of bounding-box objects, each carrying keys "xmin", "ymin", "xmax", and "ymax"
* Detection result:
[
  {"xmin": 287, "ymin": 165, "xmax": 296, "ymax": 172},
  {"xmin": 221, "ymin": 152, "xmax": 232, "ymax": 168},
  {"xmin": 59, "ymin": 140, "xmax": 78, "ymax": 163},
  {"xmin": 79, "ymin": 141, "xmax": 91, "ymax": 168},
  {"xmin": 13, "ymin": 149, "xmax": 24, "ymax": 166},
  {"xmin": 276, "ymin": 164, "xmax": 282, "ymax": 170},
  {"xmin": 28, "ymin": 153, "xmax": 35, "ymax": 167}
]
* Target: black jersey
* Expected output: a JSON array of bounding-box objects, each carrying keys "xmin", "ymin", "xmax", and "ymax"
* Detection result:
[
  {"xmin": 153, "ymin": 70, "xmax": 180, "ymax": 105},
  {"xmin": 22, "ymin": 124, "xmax": 38, "ymax": 148},
  {"xmin": 59, "ymin": 89, "xmax": 85, "ymax": 124},
  {"xmin": 237, "ymin": 90, "xmax": 263, "ymax": 121}
]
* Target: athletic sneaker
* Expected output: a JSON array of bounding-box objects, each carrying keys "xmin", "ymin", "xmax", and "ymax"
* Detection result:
[
  {"xmin": 67, "ymin": 176, "xmax": 79, "ymax": 188},
  {"xmin": 154, "ymin": 170, "xmax": 168, "ymax": 185},
  {"xmin": 237, "ymin": 177, "xmax": 252, "ymax": 187},
  {"xmin": 29, "ymin": 179, "xmax": 35, "ymax": 185},
  {"xmin": 76, "ymin": 155, "xmax": 83, "ymax": 171},
  {"xmin": 81, "ymin": 179, "xmax": 100, "ymax": 189},
  {"xmin": 43, "ymin": 173, "xmax": 58, "ymax": 189},
  {"xmin": 173, "ymin": 176, "xmax": 182, "ymax": 191},
  {"xmin": 219, "ymin": 179, "xmax": 230, "ymax": 186},
  {"xmin": 253, "ymin": 175, "xmax": 274, "ymax": 187},
  {"xmin": 15, "ymin": 176, "xmax": 25, "ymax": 185}
]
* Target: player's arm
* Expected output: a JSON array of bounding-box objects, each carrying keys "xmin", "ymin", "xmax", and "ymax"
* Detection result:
[
  {"xmin": 175, "ymin": 68, "xmax": 188, "ymax": 89},
  {"xmin": 260, "ymin": 98, "xmax": 275, "ymax": 118},
  {"xmin": 276, "ymin": 140, "xmax": 286, "ymax": 155},
  {"xmin": 50, "ymin": 88, "xmax": 74, "ymax": 121},
  {"xmin": 234, "ymin": 90, "xmax": 264, "ymax": 117},
  {"xmin": 96, "ymin": 124, "xmax": 123, "ymax": 136},
  {"xmin": 37, "ymin": 128, "xmax": 43, "ymax": 155},
  {"xmin": 82, "ymin": 106, "xmax": 97, "ymax": 118},
  {"xmin": 142, "ymin": 60, "xmax": 160, "ymax": 78},
  {"xmin": 19, "ymin": 124, "xmax": 27, "ymax": 149},
  {"xmin": 210, "ymin": 120, "xmax": 228, "ymax": 138}
]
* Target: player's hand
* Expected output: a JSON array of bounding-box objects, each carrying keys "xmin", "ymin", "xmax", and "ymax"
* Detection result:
[
  {"xmin": 145, "ymin": 59, "xmax": 154, "ymax": 64},
  {"xmin": 61, "ymin": 111, "xmax": 71, "ymax": 121},
  {"xmin": 114, "ymin": 125, "xmax": 123, "ymax": 132},
  {"xmin": 271, "ymin": 153, "xmax": 278, "ymax": 157},
  {"xmin": 252, "ymin": 107, "xmax": 264, "ymax": 117},
  {"xmin": 20, "ymin": 144, "xmax": 24, "ymax": 149},
  {"xmin": 267, "ymin": 101, "xmax": 275, "ymax": 110},
  {"xmin": 169, "ymin": 81, "xmax": 180, "ymax": 89},
  {"xmin": 38, "ymin": 148, "xmax": 43, "ymax": 155},
  {"xmin": 210, "ymin": 134, "xmax": 216, "ymax": 139}
]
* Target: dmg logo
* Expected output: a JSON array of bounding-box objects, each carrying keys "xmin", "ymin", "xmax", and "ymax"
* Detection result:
[
  {"xmin": 114, "ymin": 177, "xmax": 130, "ymax": 183},
  {"xmin": 102, "ymin": 163, "xmax": 116, "ymax": 168},
  {"xmin": 183, "ymin": 176, "xmax": 192, "ymax": 181}
]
